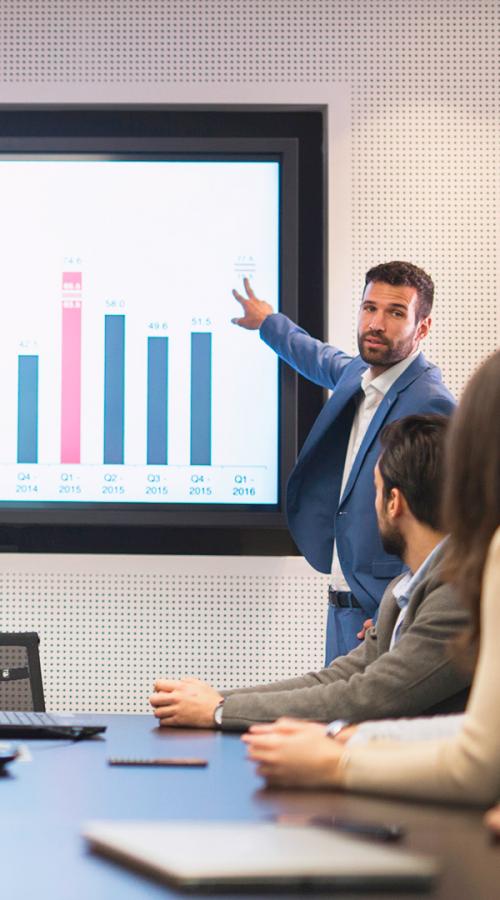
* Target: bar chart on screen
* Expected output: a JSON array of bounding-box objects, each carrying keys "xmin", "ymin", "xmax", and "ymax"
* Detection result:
[{"xmin": 0, "ymin": 158, "xmax": 280, "ymax": 505}]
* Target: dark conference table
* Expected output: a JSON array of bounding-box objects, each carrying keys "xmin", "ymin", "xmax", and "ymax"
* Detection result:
[{"xmin": 1, "ymin": 713, "xmax": 499, "ymax": 899}]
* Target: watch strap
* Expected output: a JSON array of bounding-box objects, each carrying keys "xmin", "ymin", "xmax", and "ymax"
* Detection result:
[{"xmin": 325, "ymin": 718, "xmax": 349, "ymax": 739}]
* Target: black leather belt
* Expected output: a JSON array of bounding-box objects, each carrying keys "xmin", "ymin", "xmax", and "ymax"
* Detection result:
[{"xmin": 328, "ymin": 588, "xmax": 362, "ymax": 609}]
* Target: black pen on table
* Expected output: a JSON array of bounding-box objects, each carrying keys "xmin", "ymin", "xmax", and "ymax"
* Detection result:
[
  {"xmin": 311, "ymin": 814, "xmax": 405, "ymax": 842},
  {"xmin": 275, "ymin": 813, "xmax": 405, "ymax": 842}
]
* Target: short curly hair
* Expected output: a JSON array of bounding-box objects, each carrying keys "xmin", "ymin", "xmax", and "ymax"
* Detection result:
[{"xmin": 364, "ymin": 261, "xmax": 434, "ymax": 320}]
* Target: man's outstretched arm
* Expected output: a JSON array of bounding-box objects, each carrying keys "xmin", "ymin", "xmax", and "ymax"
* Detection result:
[
  {"xmin": 231, "ymin": 278, "xmax": 353, "ymax": 388},
  {"xmin": 149, "ymin": 634, "xmax": 374, "ymax": 729}
]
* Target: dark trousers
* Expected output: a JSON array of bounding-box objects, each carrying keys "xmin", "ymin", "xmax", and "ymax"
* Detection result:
[{"xmin": 325, "ymin": 603, "xmax": 366, "ymax": 664}]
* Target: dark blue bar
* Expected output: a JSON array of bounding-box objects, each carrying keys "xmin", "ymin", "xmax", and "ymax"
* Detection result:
[
  {"xmin": 17, "ymin": 356, "xmax": 39, "ymax": 464},
  {"xmin": 147, "ymin": 336, "xmax": 169, "ymax": 465},
  {"xmin": 190, "ymin": 332, "xmax": 212, "ymax": 465},
  {"xmin": 103, "ymin": 315, "xmax": 125, "ymax": 464}
]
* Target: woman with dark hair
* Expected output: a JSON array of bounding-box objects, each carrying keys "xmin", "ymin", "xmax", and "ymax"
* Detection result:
[{"xmin": 244, "ymin": 349, "xmax": 500, "ymax": 807}]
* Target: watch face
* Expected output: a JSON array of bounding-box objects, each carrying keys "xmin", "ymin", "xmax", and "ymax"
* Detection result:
[{"xmin": 214, "ymin": 702, "xmax": 224, "ymax": 726}]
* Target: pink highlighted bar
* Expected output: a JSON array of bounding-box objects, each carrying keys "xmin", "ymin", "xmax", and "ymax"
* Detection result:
[
  {"xmin": 62, "ymin": 271, "xmax": 82, "ymax": 292},
  {"xmin": 61, "ymin": 301, "xmax": 82, "ymax": 463}
]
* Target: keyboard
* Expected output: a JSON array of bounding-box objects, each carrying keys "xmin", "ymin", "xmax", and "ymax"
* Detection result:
[{"xmin": 0, "ymin": 710, "xmax": 60, "ymax": 726}]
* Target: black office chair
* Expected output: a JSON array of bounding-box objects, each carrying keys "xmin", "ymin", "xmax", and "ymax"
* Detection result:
[{"xmin": 0, "ymin": 633, "xmax": 45, "ymax": 712}]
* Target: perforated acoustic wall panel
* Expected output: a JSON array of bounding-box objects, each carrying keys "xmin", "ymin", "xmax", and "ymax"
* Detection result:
[
  {"xmin": 0, "ymin": 0, "xmax": 497, "ymax": 389},
  {"xmin": 0, "ymin": 0, "xmax": 497, "ymax": 712},
  {"xmin": 0, "ymin": 555, "xmax": 328, "ymax": 712}
]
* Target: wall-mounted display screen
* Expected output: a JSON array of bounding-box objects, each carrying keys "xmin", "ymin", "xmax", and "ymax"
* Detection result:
[
  {"xmin": 0, "ymin": 156, "xmax": 280, "ymax": 509},
  {"xmin": 0, "ymin": 108, "xmax": 324, "ymax": 553},
  {"xmin": 0, "ymin": 134, "xmax": 302, "ymax": 536}
]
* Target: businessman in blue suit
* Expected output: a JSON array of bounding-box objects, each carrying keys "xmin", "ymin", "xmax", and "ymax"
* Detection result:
[{"xmin": 232, "ymin": 261, "xmax": 456, "ymax": 660}]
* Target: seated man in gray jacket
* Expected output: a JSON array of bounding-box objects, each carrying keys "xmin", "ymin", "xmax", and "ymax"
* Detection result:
[{"xmin": 150, "ymin": 415, "xmax": 471, "ymax": 732}]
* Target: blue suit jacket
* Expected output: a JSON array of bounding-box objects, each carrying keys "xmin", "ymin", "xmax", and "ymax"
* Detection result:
[{"xmin": 261, "ymin": 314, "xmax": 456, "ymax": 616}]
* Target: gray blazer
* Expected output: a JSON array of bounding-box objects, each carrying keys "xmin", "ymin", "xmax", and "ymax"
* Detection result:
[{"xmin": 220, "ymin": 547, "xmax": 471, "ymax": 731}]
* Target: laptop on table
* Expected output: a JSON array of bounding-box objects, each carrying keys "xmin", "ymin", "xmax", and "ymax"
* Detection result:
[
  {"xmin": 0, "ymin": 710, "xmax": 106, "ymax": 739},
  {"xmin": 84, "ymin": 820, "xmax": 438, "ymax": 892}
]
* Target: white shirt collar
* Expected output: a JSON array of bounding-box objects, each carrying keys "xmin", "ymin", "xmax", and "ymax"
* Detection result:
[{"xmin": 361, "ymin": 349, "xmax": 421, "ymax": 398}]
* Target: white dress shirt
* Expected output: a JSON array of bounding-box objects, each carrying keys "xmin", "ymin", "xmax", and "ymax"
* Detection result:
[{"xmin": 330, "ymin": 350, "xmax": 421, "ymax": 591}]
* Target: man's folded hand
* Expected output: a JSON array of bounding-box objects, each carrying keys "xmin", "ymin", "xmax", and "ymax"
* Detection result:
[{"xmin": 150, "ymin": 677, "xmax": 224, "ymax": 728}]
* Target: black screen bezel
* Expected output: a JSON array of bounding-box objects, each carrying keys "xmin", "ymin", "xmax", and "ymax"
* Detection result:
[{"xmin": 0, "ymin": 106, "xmax": 325, "ymax": 554}]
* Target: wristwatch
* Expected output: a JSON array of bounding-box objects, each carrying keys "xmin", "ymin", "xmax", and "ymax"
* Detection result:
[
  {"xmin": 325, "ymin": 718, "xmax": 349, "ymax": 739},
  {"xmin": 213, "ymin": 699, "xmax": 225, "ymax": 728}
]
